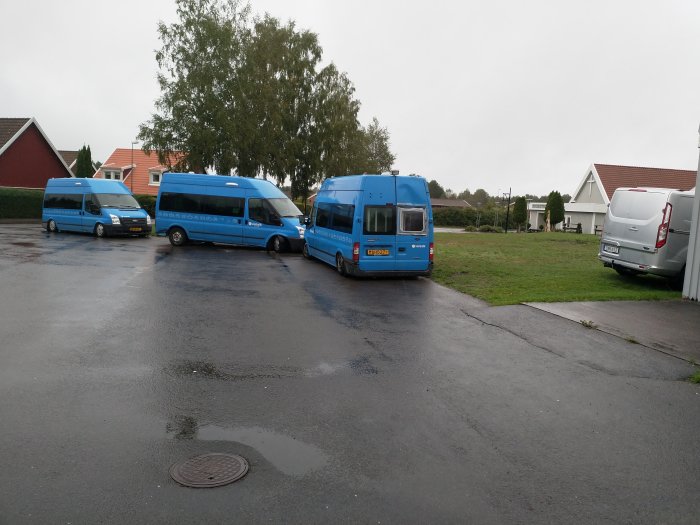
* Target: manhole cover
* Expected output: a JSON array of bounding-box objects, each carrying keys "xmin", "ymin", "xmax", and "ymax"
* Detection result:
[{"xmin": 169, "ymin": 453, "xmax": 249, "ymax": 488}]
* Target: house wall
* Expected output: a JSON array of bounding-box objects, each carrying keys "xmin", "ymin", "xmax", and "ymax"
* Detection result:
[
  {"xmin": 565, "ymin": 212, "xmax": 595, "ymax": 233},
  {"xmin": 573, "ymin": 172, "xmax": 606, "ymax": 205},
  {"xmin": 0, "ymin": 124, "xmax": 69, "ymax": 188}
]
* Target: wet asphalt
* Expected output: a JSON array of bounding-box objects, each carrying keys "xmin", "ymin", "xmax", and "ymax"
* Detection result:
[{"xmin": 0, "ymin": 224, "xmax": 699, "ymax": 524}]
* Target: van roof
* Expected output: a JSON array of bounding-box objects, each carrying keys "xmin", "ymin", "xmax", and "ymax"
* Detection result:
[
  {"xmin": 161, "ymin": 173, "xmax": 285, "ymax": 196},
  {"xmin": 45, "ymin": 178, "xmax": 132, "ymax": 194},
  {"xmin": 320, "ymin": 174, "xmax": 427, "ymax": 192}
]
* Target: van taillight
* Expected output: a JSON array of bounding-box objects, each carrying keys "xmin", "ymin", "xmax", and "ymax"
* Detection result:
[
  {"xmin": 353, "ymin": 242, "xmax": 360, "ymax": 262},
  {"xmin": 655, "ymin": 203, "xmax": 672, "ymax": 249},
  {"xmin": 429, "ymin": 243, "xmax": 434, "ymax": 262}
]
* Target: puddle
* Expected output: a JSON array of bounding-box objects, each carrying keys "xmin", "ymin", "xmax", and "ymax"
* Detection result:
[
  {"xmin": 196, "ymin": 425, "xmax": 328, "ymax": 477},
  {"xmin": 307, "ymin": 362, "xmax": 345, "ymax": 376},
  {"xmin": 168, "ymin": 360, "xmax": 301, "ymax": 381}
]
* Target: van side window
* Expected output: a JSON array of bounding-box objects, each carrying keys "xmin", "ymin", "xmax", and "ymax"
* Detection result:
[
  {"xmin": 364, "ymin": 206, "xmax": 396, "ymax": 235},
  {"xmin": 399, "ymin": 207, "xmax": 426, "ymax": 234},
  {"xmin": 330, "ymin": 204, "xmax": 354, "ymax": 233},
  {"xmin": 159, "ymin": 192, "xmax": 244, "ymax": 217},
  {"xmin": 309, "ymin": 204, "xmax": 318, "ymax": 227},
  {"xmin": 248, "ymin": 198, "xmax": 281, "ymax": 225},
  {"xmin": 44, "ymin": 193, "xmax": 82, "ymax": 210},
  {"xmin": 316, "ymin": 203, "xmax": 331, "ymax": 228},
  {"xmin": 84, "ymin": 194, "xmax": 100, "ymax": 215}
]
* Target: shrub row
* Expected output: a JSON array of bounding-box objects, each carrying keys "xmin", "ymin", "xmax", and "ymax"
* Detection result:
[
  {"xmin": 0, "ymin": 187, "xmax": 44, "ymax": 219},
  {"xmin": 433, "ymin": 207, "xmax": 516, "ymax": 230},
  {"xmin": 0, "ymin": 187, "xmax": 158, "ymax": 219}
]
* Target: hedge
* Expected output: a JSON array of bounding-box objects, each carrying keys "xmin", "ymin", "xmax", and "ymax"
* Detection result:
[
  {"xmin": 433, "ymin": 207, "xmax": 516, "ymax": 230},
  {"xmin": 0, "ymin": 187, "xmax": 44, "ymax": 219},
  {"xmin": 0, "ymin": 187, "xmax": 158, "ymax": 219}
]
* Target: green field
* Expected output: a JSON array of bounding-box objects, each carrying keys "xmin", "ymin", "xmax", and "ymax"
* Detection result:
[{"xmin": 431, "ymin": 232, "xmax": 681, "ymax": 305}]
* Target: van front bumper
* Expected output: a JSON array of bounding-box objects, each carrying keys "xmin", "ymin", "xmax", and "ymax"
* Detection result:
[
  {"xmin": 106, "ymin": 223, "xmax": 150, "ymax": 236},
  {"xmin": 287, "ymin": 238, "xmax": 305, "ymax": 252}
]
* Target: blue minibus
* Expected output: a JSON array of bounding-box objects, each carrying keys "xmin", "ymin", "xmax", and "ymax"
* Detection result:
[
  {"xmin": 43, "ymin": 178, "xmax": 152, "ymax": 237},
  {"xmin": 155, "ymin": 173, "xmax": 305, "ymax": 251},
  {"xmin": 303, "ymin": 174, "xmax": 434, "ymax": 276}
]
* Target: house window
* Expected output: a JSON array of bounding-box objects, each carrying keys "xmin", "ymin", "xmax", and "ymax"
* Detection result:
[
  {"xmin": 149, "ymin": 171, "xmax": 162, "ymax": 185},
  {"xmin": 103, "ymin": 170, "xmax": 121, "ymax": 180}
]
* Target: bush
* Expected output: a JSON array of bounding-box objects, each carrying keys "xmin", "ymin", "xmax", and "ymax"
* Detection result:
[
  {"xmin": 464, "ymin": 225, "xmax": 478, "ymax": 232},
  {"xmin": 478, "ymin": 225, "xmax": 503, "ymax": 233},
  {"xmin": 0, "ymin": 187, "xmax": 44, "ymax": 219},
  {"xmin": 134, "ymin": 194, "xmax": 156, "ymax": 217}
]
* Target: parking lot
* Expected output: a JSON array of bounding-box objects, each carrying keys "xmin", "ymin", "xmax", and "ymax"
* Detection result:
[{"xmin": 1, "ymin": 223, "xmax": 699, "ymax": 524}]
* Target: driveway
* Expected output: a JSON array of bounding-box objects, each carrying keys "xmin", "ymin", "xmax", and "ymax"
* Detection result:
[{"xmin": 1, "ymin": 224, "xmax": 699, "ymax": 524}]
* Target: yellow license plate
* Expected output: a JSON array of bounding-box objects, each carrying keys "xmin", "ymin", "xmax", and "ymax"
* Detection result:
[
  {"xmin": 366, "ymin": 249, "xmax": 389, "ymax": 256},
  {"xmin": 129, "ymin": 227, "xmax": 142, "ymax": 232}
]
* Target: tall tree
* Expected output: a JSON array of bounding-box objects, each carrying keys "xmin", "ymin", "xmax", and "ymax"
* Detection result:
[
  {"xmin": 545, "ymin": 191, "xmax": 565, "ymax": 228},
  {"xmin": 138, "ymin": 0, "xmax": 251, "ymax": 173},
  {"xmin": 359, "ymin": 117, "xmax": 395, "ymax": 173},
  {"xmin": 75, "ymin": 145, "xmax": 93, "ymax": 178},
  {"xmin": 512, "ymin": 196, "xmax": 527, "ymax": 232},
  {"xmin": 428, "ymin": 180, "xmax": 446, "ymax": 198}
]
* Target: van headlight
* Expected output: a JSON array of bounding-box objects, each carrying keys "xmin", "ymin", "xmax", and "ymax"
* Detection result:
[
  {"xmin": 110, "ymin": 214, "xmax": 121, "ymax": 225},
  {"xmin": 296, "ymin": 226, "xmax": 304, "ymax": 238},
  {"xmin": 146, "ymin": 215, "xmax": 152, "ymax": 226}
]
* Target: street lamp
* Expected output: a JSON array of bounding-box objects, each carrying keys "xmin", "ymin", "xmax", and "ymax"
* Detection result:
[
  {"xmin": 130, "ymin": 140, "xmax": 139, "ymax": 192},
  {"xmin": 503, "ymin": 188, "xmax": 512, "ymax": 233}
]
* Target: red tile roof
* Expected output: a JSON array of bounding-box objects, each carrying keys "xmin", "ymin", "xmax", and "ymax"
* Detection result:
[
  {"xmin": 595, "ymin": 164, "xmax": 697, "ymax": 200},
  {"xmin": 95, "ymin": 148, "xmax": 185, "ymax": 196}
]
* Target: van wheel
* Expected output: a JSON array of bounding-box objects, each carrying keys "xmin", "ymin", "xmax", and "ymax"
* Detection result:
[
  {"xmin": 302, "ymin": 242, "xmax": 311, "ymax": 259},
  {"xmin": 47, "ymin": 219, "xmax": 58, "ymax": 233},
  {"xmin": 336, "ymin": 253, "xmax": 347, "ymax": 276},
  {"xmin": 269, "ymin": 235, "xmax": 287, "ymax": 253},
  {"xmin": 168, "ymin": 227, "xmax": 187, "ymax": 246},
  {"xmin": 94, "ymin": 223, "xmax": 107, "ymax": 238}
]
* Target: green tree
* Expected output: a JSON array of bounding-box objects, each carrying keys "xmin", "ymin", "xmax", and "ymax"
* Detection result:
[
  {"xmin": 545, "ymin": 191, "xmax": 565, "ymax": 228},
  {"xmin": 512, "ymin": 196, "xmax": 527, "ymax": 232},
  {"xmin": 428, "ymin": 180, "xmax": 446, "ymax": 198},
  {"xmin": 75, "ymin": 145, "xmax": 93, "ymax": 178},
  {"xmin": 138, "ymin": 0, "xmax": 252, "ymax": 173},
  {"xmin": 358, "ymin": 117, "xmax": 395, "ymax": 173}
]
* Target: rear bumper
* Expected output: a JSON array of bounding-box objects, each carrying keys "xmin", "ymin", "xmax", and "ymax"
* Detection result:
[
  {"xmin": 599, "ymin": 254, "xmax": 676, "ymax": 277},
  {"xmin": 346, "ymin": 261, "xmax": 433, "ymax": 278}
]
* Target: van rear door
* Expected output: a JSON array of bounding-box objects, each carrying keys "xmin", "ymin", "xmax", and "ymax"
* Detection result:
[{"xmin": 602, "ymin": 189, "xmax": 667, "ymax": 263}]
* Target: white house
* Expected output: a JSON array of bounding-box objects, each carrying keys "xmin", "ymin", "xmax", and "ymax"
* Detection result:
[{"xmin": 565, "ymin": 164, "xmax": 697, "ymax": 234}]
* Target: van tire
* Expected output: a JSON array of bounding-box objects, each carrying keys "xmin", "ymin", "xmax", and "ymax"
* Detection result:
[
  {"xmin": 168, "ymin": 227, "xmax": 187, "ymax": 246},
  {"xmin": 47, "ymin": 219, "xmax": 58, "ymax": 233},
  {"xmin": 302, "ymin": 242, "xmax": 310, "ymax": 259},
  {"xmin": 672, "ymin": 266, "xmax": 686, "ymax": 290},
  {"xmin": 336, "ymin": 253, "xmax": 347, "ymax": 276},
  {"xmin": 94, "ymin": 223, "xmax": 107, "ymax": 238},
  {"xmin": 270, "ymin": 235, "xmax": 287, "ymax": 253}
]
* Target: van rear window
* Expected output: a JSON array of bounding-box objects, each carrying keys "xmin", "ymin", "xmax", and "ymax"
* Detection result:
[
  {"xmin": 399, "ymin": 207, "xmax": 426, "ymax": 234},
  {"xmin": 610, "ymin": 191, "xmax": 667, "ymax": 221},
  {"xmin": 364, "ymin": 206, "xmax": 396, "ymax": 235}
]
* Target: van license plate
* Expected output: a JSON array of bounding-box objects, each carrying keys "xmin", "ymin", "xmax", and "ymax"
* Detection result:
[
  {"xmin": 129, "ymin": 227, "xmax": 142, "ymax": 232},
  {"xmin": 367, "ymin": 249, "xmax": 389, "ymax": 256},
  {"xmin": 603, "ymin": 244, "xmax": 619, "ymax": 254}
]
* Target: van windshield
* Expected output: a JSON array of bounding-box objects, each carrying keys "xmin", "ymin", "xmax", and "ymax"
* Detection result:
[
  {"xmin": 268, "ymin": 198, "xmax": 302, "ymax": 217},
  {"xmin": 94, "ymin": 193, "xmax": 141, "ymax": 209}
]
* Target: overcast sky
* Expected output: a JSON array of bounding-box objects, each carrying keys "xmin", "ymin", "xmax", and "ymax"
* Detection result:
[{"xmin": 3, "ymin": 0, "xmax": 700, "ymax": 196}]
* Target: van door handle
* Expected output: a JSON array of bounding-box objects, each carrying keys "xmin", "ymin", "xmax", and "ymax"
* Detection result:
[
  {"xmin": 398, "ymin": 247, "xmax": 406, "ymax": 252},
  {"xmin": 628, "ymin": 227, "xmax": 638, "ymax": 231}
]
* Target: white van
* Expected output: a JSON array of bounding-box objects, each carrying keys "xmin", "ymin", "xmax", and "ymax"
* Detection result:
[{"xmin": 599, "ymin": 187, "xmax": 695, "ymax": 284}]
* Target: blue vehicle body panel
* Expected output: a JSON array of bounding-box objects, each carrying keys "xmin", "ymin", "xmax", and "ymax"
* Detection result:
[
  {"xmin": 155, "ymin": 173, "xmax": 304, "ymax": 250},
  {"xmin": 305, "ymin": 174, "xmax": 433, "ymax": 276},
  {"xmin": 42, "ymin": 178, "xmax": 150, "ymax": 235}
]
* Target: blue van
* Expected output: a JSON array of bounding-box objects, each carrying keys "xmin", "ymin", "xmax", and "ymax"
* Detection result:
[
  {"xmin": 304, "ymin": 174, "xmax": 434, "ymax": 276},
  {"xmin": 43, "ymin": 178, "xmax": 152, "ymax": 237},
  {"xmin": 155, "ymin": 173, "xmax": 305, "ymax": 251}
]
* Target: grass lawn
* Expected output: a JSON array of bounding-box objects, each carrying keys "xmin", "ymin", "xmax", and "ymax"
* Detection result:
[{"xmin": 431, "ymin": 232, "xmax": 681, "ymax": 306}]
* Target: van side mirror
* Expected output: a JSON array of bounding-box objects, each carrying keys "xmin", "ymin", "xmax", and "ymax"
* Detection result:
[{"xmin": 303, "ymin": 216, "xmax": 311, "ymax": 226}]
